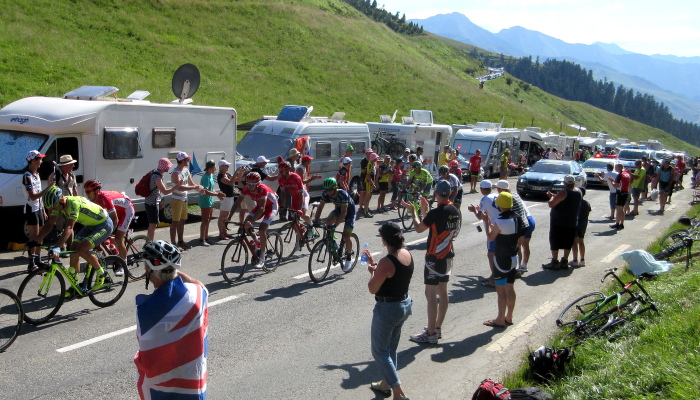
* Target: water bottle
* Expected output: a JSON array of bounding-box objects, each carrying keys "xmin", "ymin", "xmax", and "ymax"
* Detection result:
[
  {"xmin": 107, "ymin": 240, "xmax": 118, "ymax": 255},
  {"xmin": 360, "ymin": 243, "xmax": 369, "ymax": 266}
]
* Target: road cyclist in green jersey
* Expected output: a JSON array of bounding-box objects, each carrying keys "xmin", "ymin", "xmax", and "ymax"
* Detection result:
[
  {"xmin": 407, "ymin": 161, "xmax": 434, "ymax": 198},
  {"xmin": 31, "ymin": 185, "xmax": 114, "ymax": 296},
  {"xmin": 313, "ymin": 177, "xmax": 357, "ymax": 271}
]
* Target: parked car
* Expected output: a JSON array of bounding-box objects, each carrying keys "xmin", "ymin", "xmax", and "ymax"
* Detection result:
[
  {"xmin": 516, "ymin": 159, "xmax": 586, "ymax": 197},
  {"xmin": 581, "ymin": 158, "xmax": 620, "ymax": 187},
  {"xmin": 616, "ymin": 148, "xmax": 653, "ymax": 172}
]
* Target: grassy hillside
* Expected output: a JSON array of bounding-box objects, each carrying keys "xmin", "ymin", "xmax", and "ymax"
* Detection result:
[{"xmin": 1, "ymin": 0, "xmax": 697, "ymax": 154}]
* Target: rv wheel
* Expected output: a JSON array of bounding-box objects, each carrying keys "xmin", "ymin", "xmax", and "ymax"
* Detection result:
[{"xmin": 160, "ymin": 203, "xmax": 173, "ymax": 224}]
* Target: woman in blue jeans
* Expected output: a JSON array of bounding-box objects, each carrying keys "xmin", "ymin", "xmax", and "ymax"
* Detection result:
[{"xmin": 365, "ymin": 222, "xmax": 414, "ymax": 400}]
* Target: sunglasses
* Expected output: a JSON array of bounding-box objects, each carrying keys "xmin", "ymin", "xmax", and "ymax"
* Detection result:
[{"xmin": 246, "ymin": 182, "xmax": 258, "ymax": 186}]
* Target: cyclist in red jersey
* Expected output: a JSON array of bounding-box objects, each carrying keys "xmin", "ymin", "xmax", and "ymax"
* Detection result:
[
  {"xmin": 277, "ymin": 162, "xmax": 311, "ymax": 225},
  {"xmin": 229, "ymin": 172, "xmax": 279, "ymax": 269}
]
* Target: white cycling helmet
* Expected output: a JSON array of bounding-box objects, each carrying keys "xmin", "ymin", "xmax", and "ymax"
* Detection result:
[{"xmin": 142, "ymin": 240, "xmax": 181, "ymax": 271}]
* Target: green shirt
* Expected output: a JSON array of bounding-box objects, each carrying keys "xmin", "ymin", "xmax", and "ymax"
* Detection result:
[
  {"xmin": 408, "ymin": 168, "xmax": 433, "ymax": 188},
  {"xmin": 632, "ymin": 167, "xmax": 646, "ymax": 189},
  {"xmin": 198, "ymin": 173, "xmax": 215, "ymax": 208},
  {"xmin": 52, "ymin": 196, "xmax": 108, "ymax": 226}
]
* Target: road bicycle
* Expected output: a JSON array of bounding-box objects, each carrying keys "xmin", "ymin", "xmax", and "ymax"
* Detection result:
[
  {"xmin": 653, "ymin": 214, "xmax": 700, "ymax": 267},
  {"xmin": 371, "ymin": 131, "xmax": 404, "ymax": 159},
  {"xmin": 277, "ymin": 208, "xmax": 321, "ymax": 260},
  {"xmin": 17, "ymin": 247, "xmax": 128, "ymax": 325},
  {"xmin": 98, "ymin": 228, "xmax": 150, "ymax": 281},
  {"xmin": 556, "ymin": 268, "xmax": 657, "ymax": 346},
  {"xmin": 307, "ymin": 225, "xmax": 359, "ymax": 283},
  {"xmin": 396, "ymin": 185, "xmax": 432, "ymax": 230},
  {"xmin": 0, "ymin": 288, "xmax": 23, "ymax": 352},
  {"xmin": 220, "ymin": 222, "xmax": 283, "ymax": 284}
]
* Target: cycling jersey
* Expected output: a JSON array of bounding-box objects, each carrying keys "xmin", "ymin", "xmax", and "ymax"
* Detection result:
[
  {"xmin": 22, "ymin": 171, "xmax": 42, "ymax": 212},
  {"xmin": 469, "ymin": 155, "xmax": 482, "ymax": 172},
  {"xmin": 438, "ymin": 173, "xmax": 461, "ymax": 189},
  {"xmin": 242, "ymin": 183, "xmax": 279, "ymax": 222},
  {"xmin": 93, "ymin": 190, "xmax": 135, "ymax": 232},
  {"xmin": 423, "ymin": 202, "xmax": 460, "ymax": 260},
  {"xmin": 408, "ymin": 168, "xmax": 433, "ymax": 189},
  {"xmin": 616, "ymin": 171, "xmax": 631, "ymax": 192},
  {"xmin": 335, "ymin": 166, "xmax": 350, "ymax": 187},
  {"xmin": 321, "ymin": 189, "xmax": 356, "ymax": 231},
  {"xmin": 278, "ymin": 172, "xmax": 308, "ymax": 210},
  {"xmin": 52, "ymin": 196, "xmax": 108, "ymax": 226},
  {"xmin": 378, "ymin": 163, "xmax": 392, "ymax": 183}
]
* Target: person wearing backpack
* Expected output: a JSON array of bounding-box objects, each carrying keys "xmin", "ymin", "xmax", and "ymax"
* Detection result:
[{"xmin": 145, "ymin": 158, "xmax": 176, "ymax": 241}]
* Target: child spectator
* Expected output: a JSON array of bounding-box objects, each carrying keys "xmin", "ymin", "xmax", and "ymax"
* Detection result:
[{"xmin": 570, "ymin": 188, "xmax": 591, "ymax": 267}]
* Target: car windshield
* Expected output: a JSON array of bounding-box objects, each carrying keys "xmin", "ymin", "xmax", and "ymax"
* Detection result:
[
  {"xmin": 0, "ymin": 130, "xmax": 49, "ymax": 173},
  {"xmin": 654, "ymin": 151, "xmax": 673, "ymax": 160},
  {"xmin": 582, "ymin": 160, "xmax": 613, "ymax": 169},
  {"xmin": 453, "ymin": 139, "xmax": 491, "ymax": 158},
  {"xmin": 530, "ymin": 162, "xmax": 571, "ymax": 174},
  {"xmin": 617, "ymin": 149, "xmax": 649, "ymax": 160},
  {"xmin": 237, "ymin": 131, "xmax": 295, "ymax": 160}
]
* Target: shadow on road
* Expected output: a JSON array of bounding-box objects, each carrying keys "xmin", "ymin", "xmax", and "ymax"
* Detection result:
[{"xmin": 430, "ymin": 329, "xmax": 502, "ymax": 363}]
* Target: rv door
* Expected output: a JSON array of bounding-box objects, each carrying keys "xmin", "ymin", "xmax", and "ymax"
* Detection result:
[{"xmin": 39, "ymin": 135, "xmax": 83, "ymax": 189}]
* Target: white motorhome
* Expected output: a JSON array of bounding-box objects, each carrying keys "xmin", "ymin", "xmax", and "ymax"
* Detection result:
[
  {"xmin": 0, "ymin": 86, "xmax": 237, "ymax": 242},
  {"xmin": 519, "ymin": 128, "xmax": 545, "ymax": 166},
  {"xmin": 452, "ymin": 122, "xmax": 521, "ymax": 178},
  {"xmin": 366, "ymin": 110, "xmax": 453, "ymax": 174},
  {"xmin": 542, "ymin": 133, "xmax": 579, "ymax": 160},
  {"xmin": 639, "ymin": 140, "xmax": 665, "ymax": 151},
  {"xmin": 237, "ymin": 106, "xmax": 370, "ymax": 197},
  {"xmin": 578, "ymin": 137, "xmax": 606, "ymax": 152}
]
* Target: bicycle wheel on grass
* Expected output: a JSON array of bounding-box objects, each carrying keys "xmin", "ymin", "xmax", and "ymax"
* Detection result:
[
  {"xmin": 338, "ymin": 233, "xmax": 360, "ymax": 273},
  {"xmin": 278, "ymin": 223, "xmax": 300, "ymax": 260},
  {"xmin": 89, "ymin": 255, "xmax": 128, "ymax": 307},
  {"xmin": 659, "ymin": 229, "xmax": 689, "ymax": 249},
  {"xmin": 556, "ymin": 292, "xmax": 605, "ymax": 328},
  {"xmin": 308, "ymin": 241, "xmax": 332, "ymax": 283},
  {"xmin": 17, "ymin": 267, "xmax": 65, "ymax": 325},
  {"xmin": 0, "ymin": 288, "xmax": 23, "ymax": 352},
  {"xmin": 221, "ymin": 239, "xmax": 250, "ymax": 284},
  {"xmin": 263, "ymin": 231, "xmax": 283, "ymax": 272},
  {"xmin": 125, "ymin": 234, "xmax": 150, "ymax": 280}
]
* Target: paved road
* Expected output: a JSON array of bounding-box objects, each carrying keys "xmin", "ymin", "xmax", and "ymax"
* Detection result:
[{"xmin": 0, "ymin": 179, "xmax": 692, "ymax": 399}]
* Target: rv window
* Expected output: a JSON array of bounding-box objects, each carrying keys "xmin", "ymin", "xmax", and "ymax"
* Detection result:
[
  {"xmin": 315, "ymin": 142, "xmax": 332, "ymax": 158},
  {"xmin": 339, "ymin": 141, "xmax": 347, "ymax": 156},
  {"xmin": 0, "ymin": 130, "xmax": 48, "ymax": 173},
  {"xmin": 152, "ymin": 128, "xmax": 176, "ymax": 148},
  {"xmin": 38, "ymin": 137, "xmax": 80, "ymax": 180},
  {"xmin": 351, "ymin": 141, "xmax": 366, "ymax": 154},
  {"xmin": 237, "ymin": 131, "xmax": 294, "ymax": 160},
  {"xmin": 104, "ymin": 127, "xmax": 142, "ymax": 160}
]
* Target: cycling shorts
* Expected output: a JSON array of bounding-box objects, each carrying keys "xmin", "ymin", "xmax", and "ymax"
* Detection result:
[
  {"xmin": 75, "ymin": 218, "xmax": 113, "ymax": 248},
  {"xmin": 249, "ymin": 201, "xmax": 279, "ymax": 226},
  {"xmin": 289, "ymin": 191, "xmax": 310, "ymax": 211},
  {"xmin": 454, "ymin": 188, "xmax": 463, "ymax": 204},
  {"xmin": 329, "ymin": 206, "xmax": 356, "ymax": 232},
  {"xmin": 115, "ymin": 200, "xmax": 135, "ymax": 233}
]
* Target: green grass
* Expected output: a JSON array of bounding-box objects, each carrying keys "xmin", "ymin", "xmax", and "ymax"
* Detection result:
[
  {"xmin": 0, "ymin": 0, "xmax": 698, "ymax": 155},
  {"xmin": 503, "ymin": 203, "xmax": 700, "ymax": 399}
]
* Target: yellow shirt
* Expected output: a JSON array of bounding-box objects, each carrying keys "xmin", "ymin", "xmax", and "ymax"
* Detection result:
[{"xmin": 439, "ymin": 152, "xmax": 450, "ymax": 167}]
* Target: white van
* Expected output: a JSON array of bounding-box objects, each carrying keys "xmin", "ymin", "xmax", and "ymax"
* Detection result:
[
  {"xmin": 0, "ymin": 86, "xmax": 237, "ymax": 242},
  {"xmin": 452, "ymin": 122, "xmax": 521, "ymax": 178},
  {"xmin": 236, "ymin": 106, "xmax": 370, "ymax": 197},
  {"xmin": 366, "ymin": 110, "xmax": 453, "ymax": 174},
  {"xmin": 578, "ymin": 137, "xmax": 606, "ymax": 153},
  {"xmin": 542, "ymin": 133, "xmax": 580, "ymax": 160},
  {"xmin": 519, "ymin": 128, "xmax": 546, "ymax": 166}
]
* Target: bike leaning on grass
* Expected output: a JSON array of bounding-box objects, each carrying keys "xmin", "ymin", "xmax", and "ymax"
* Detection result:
[{"xmin": 17, "ymin": 246, "xmax": 128, "ymax": 325}]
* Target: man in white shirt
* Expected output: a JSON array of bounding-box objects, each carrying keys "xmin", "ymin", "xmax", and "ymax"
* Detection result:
[
  {"xmin": 467, "ymin": 180, "xmax": 500, "ymax": 287},
  {"xmin": 597, "ymin": 163, "xmax": 618, "ymax": 220},
  {"xmin": 170, "ymin": 152, "xmax": 202, "ymax": 250}
]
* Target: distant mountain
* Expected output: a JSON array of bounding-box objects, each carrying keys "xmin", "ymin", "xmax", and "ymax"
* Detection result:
[{"xmin": 411, "ymin": 13, "xmax": 700, "ymax": 124}]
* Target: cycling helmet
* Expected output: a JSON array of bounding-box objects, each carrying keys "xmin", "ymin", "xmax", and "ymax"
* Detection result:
[
  {"xmin": 246, "ymin": 171, "xmax": 261, "ymax": 183},
  {"xmin": 438, "ymin": 165, "xmax": 449, "ymax": 174},
  {"xmin": 322, "ymin": 177, "xmax": 338, "ymax": 189},
  {"xmin": 411, "ymin": 161, "xmax": 422, "ymax": 169},
  {"xmin": 43, "ymin": 185, "xmax": 63, "ymax": 209},
  {"xmin": 142, "ymin": 240, "xmax": 181, "ymax": 271},
  {"xmin": 449, "ymin": 160, "xmax": 458, "ymax": 167},
  {"xmin": 278, "ymin": 161, "xmax": 292, "ymax": 170},
  {"xmin": 84, "ymin": 179, "xmax": 102, "ymax": 191}
]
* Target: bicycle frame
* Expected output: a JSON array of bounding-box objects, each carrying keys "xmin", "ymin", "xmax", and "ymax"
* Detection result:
[
  {"xmin": 39, "ymin": 251, "xmax": 97, "ymax": 297},
  {"xmin": 321, "ymin": 226, "xmax": 344, "ymax": 263},
  {"xmin": 576, "ymin": 269, "xmax": 653, "ymax": 326}
]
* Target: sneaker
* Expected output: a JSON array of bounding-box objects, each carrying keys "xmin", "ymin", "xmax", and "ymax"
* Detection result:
[
  {"xmin": 370, "ymin": 381, "xmax": 391, "ymax": 398},
  {"xmin": 618, "ymin": 224, "xmax": 625, "ymax": 230},
  {"xmin": 419, "ymin": 326, "xmax": 442, "ymax": 339},
  {"xmin": 542, "ymin": 259, "xmax": 560, "ymax": 270},
  {"xmin": 177, "ymin": 241, "xmax": 191, "ymax": 250},
  {"xmin": 251, "ymin": 255, "xmax": 265, "ymax": 270},
  {"xmin": 93, "ymin": 273, "xmax": 105, "ymax": 289},
  {"xmin": 342, "ymin": 252, "xmax": 354, "ymax": 272},
  {"xmin": 364, "ymin": 210, "xmax": 374, "ymax": 218},
  {"xmin": 560, "ymin": 257, "xmax": 568, "ymax": 268},
  {"xmin": 568, "ymin": 260, "xmax": 579, "ymax": 267},
  {"xmin": 113, "ymin": 266, "xmax": 124, "ymax": 277},
  {"xmin": 519, "ymin": 262, "xmax": 528, "ymax": 273},
  {"xmin": 610, "ymin": 223, "xmax": 620, "ymax": 229},
  {"xmin": 578, "ymin": 259, "xmax": 586, "ymax": 267},
  {"xmin": 279, "ymin": 215, "xmax": 288, "ymax": 222},
  {"xmin": 409, "ymin": 329, "xmax": 439, "ymax": 344},
  {"xmin": 199, "ymin": 239, "xmax": 210, "ymax": 247}
]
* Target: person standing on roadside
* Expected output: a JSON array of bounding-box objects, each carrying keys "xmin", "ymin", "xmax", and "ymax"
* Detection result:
[
  {"xmin": 657, "ymin": 158, "xmax": 674, "ymax": 214},
  {"xmin": 569, "ymin": 188, "xmax": 591, "ymax": 267},
  {"xmin": 145, "ymin": 158, "xmax": 176, "ymax": 241},
  {"xmin": 376, "ymin": 154, "xmax": 392, "ymax": 213},
  {"xmin": 216, "ymin": 160, "xmax": 235, "ymax": 240},
  {"xmin": 48, "ymin": 154, "xmax": 79, "ymax": 249},
  {"xmin": 403, "ymin": 181, "xmax": 460, "ymax": 344},
  {"xmin": 610, "ymin": 164, "xmax": 631, "ymax": 229},
  {"xmin": 542, "ymin": 175, "xmax": 581, "ymax": 270},
  {"xmin": 597, "ymin": 163, "xmax": 618, "ymax": 220},
  {"xmin": 23, "ymin": 150, "xmax": 48, "ymax": 272},
  {"xmin": 366, "ymin": 222, "xmax": 413, "ymax": 400},
  {"xmin": 170, "ymin": 152, "xmax": 203, "ymax": 250},
  {"xmin": 495, "ymin": 180, "xmax": 532, "ymax": 274},
  {"xmin": 359, "ymin": 150, "xmax": 378, "ymax": 218},
  {"xmin": 336, "ymin": 157, "xmax": 352, "ymax": 192},
  {"xmin": 390, "ymin": 159, "xmax": 404, "ymax": 210},
  {"xmin": 469, "ymin": 149, "xmax": 482, "ymax": 193},
  {"xmin": 630, "ymin": 160, "xmax": 646, "ymax": 216},
  {"xmin": 500, "ymin": 149, "xmax": 510, "ymax": 179},
  {"xmin": 439, "ymin": 145, "xmax": 452, "ymax": 167},
  {"xmin": 467, "ymin": 180, "xmax": 500, "ymax": 287},
  {"xmin": 198, "ymin": 161, "xmax": 225, "ymax": 247}
]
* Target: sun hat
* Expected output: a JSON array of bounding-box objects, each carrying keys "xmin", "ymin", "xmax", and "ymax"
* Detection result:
[
  {"xmin": 342, "ymin": 157, "xmax": 352, "ymax": 164},
  {"xmin": 175, "ymin": 152, "xmax": 191, "ymax": 161},
  {"xmin": 158, "ymin": 157, "xmax": 173, "ymax": 170},
  {"xmin": 365, "ymin": 148, "xmax": 374, "ymax": 154},
  {"xmin": 57, "ymin": 154, "xmax": 77, "ymax": 166},
  {"xmin": 496, "ymin": 180, "xmax": 510, "ymax": 190},
  {"xmin": 434, "ymin": 181, "xmax": 451, "ymax": 197},
  {"xmin": 218, "ymin": 159, "xmax": 231, "ymax": 166},
  {"xmin": 480, "ymin": 180, "xmax": 492, "ymax": 189},
  {"xmin": 495, "ymin": 191, "xmax": 513, "ymax": 208},
  {"xmin": 288, "ymin": 148, "xmax": 300, "ymax": 157},
  {"xmin": 369, "ymin": 153, "xmax": 379, "ymax": 161},
  {"xmin": 256, "ymin": 156, "xmax": 270, "ymax": 163},
  {"xmin": 26, "ymin": 150, "xmax": 46, "ymax": 162}
]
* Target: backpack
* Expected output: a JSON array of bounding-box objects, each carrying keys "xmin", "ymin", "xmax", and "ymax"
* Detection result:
[
  {"xmin": 510, "ymin": 387, "xmax": 553, "ymax": 400},
  {"xmin": 529, "ymin": 346, "xmax": 573, "ymax": 382},
  {"xmin": 472, "ymin": 378, "xmax": 511, "ymax": 400},
  {"xmin": 135, "ymin": 170, "xmax": 160, "ymax": 197}
]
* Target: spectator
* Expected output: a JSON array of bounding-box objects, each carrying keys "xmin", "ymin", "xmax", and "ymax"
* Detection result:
[
  {"xmin": 145, "ymin": 158, "xmax": 176, "ymax": 241},
  {"xmin": 297, "ymin": 154, "xmax": 322, "ymax": 193},
  {"xmin": 376, "ymin": 154, "xmax": 392, "ymax": 212},
  {"xmin": 366, "ymin": 222, "xmax": 413, "ymax": 400},
  {"xmin": 359, "ymin": 149, "xmax": 377, "ymax": 218},
  {"xmin": 495, "ymin": 180, "xmax": 532, "ymax": 274},
  {"xmin": 657, "ymin": 159, "xmax": 674, "ymax": 214},
  {"xmin": 468, "ymin": 180, "xmax": 500, "ymax": 287},
  {"xmin": 170, "ymin": 152, "xmax": 203, "ymax": 250},
  {"xmin": 469, "ymin": 149, "xmax": 482, "ymax": 193},
  {"xmin": 23, "ymin": 150, "xmax": 47, "ymax": 272},
  {"xmin": 500, "ymin": 149, "xmax": 510, "ymax": 179},
  {"xmin": 483, "ymin": 191, "xmax": 520, "ymax": 328},
  {"xmin": 630, "ymin": 160, "xmax": 646, "ymax": 216},
  {"xmin": 288, "ymin": 148, "xmax": 301, "ymax": 168},
  {"xmin": 198, "ymin": 161, "xmax": 225, "ymax": 247},
  {"xmin": 404, "ymin": 181, "xmax": 460, "ymax": 344},
  {"xmin": 335, "ymin": 157, "xmax": 352, "ymax": 192},
  {"xmin": 570, "ymin": 188, "xmax": 591, "ymax": 267},
  {"xmin": 415, "ymin": 146, "xmax": 425, "ymax": 165},
  {"xmin": 48, "ymin": 154, "xmax": 79, "ymax": 249},
  {"xmin": 542, "ymin": 175, "xmax": 581, "ymax": 270},
  {"xmin": 390, "ymin": 158, "xmax": 404, "ymax": 210},
  {"xmin": 596, "ymin": 163, "xmax": 618, "ymax": 220},
  {"xmin": 135, "ymin": 240, "xmax": 208, "ymax": 400},
  {"xmin": 449, "ymin": 159, "xmax": 462, "ymax": 181},
  {"xmin": 676, "ymin": 155, "xmax": 686, "ymax": 190},
  {"xmin": 438, "ymin": 145, "xmax": 451, "ymax": 167},
  {"xmin": 610, "ymin": 164, "xmax": 631, "ymax": 230},
  {"xmin": 216, "ymin": 160, "xmax": 235, "ymax": 240}
]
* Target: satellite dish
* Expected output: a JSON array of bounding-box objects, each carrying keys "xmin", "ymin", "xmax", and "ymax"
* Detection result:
[{"xmin": 171, "ymin": 64, "xmax": 200, "ymax": 104}]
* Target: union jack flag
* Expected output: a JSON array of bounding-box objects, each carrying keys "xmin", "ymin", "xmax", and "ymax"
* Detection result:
[{"xmin": 134, "ymin": 277, "xmax": 209, "ymax": 400}]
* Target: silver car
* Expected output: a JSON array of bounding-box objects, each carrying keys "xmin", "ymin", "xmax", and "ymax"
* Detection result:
[{"xmin": 581, "ymin": 158, "xmax": 620, "ymax": 187}]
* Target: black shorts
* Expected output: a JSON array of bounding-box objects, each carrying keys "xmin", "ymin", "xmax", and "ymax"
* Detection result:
[
  {"xmin": 575, "ymin": 225, "xmax": 587, "ymax": 239},
  {"xmin": 493, "ymin": 266, "xmax": 517, "ymax": 284},
  {"xmin": 454, "ymin": 189, "xmax": 463, "ymax": 204},
  {"xmin": 550, "ymin": 225, "xmax": 576, "ymax": 250},
  {"xmin": 378, "ymin": 181, "xmax": 389, "ymax": 191},
  {"xmin": 24, "ymin": 204, "xmax": 44, "ymax": 226},
  {"xmin": 615, "ymin": 192, "xmax": 629, "ymax": 207},
  {"xmin": 145, "ymin": 203, "xmax": 160, "ymax": 224},
  {"xmin": 470, "ymin": 171, "xmax": 479, "ymax": 177},
  {"xmin": 424, "ymin": 257, "xmax": 453, "ymax": 285}
]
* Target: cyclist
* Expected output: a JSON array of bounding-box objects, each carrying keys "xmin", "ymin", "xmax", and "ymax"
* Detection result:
[
  {"xmin": 228, "ymin": 172, "xmax": 279, "ymax": 269},
  {"xmin": 277, "ymin": 161, "xmax": 312, "ymax": 227},
  {"xmin": 313, "ymin": 178, "xmax": 356, "ymax": 272},
  {"xmin": 84, "ymin": 179, "xmax": 134, "ymax": 276},
  {"xmin": 33, "ymin": 185, "xmax": 114, "ymax": 294},
  {"xmin": 407, "ymin": 161, "xmax": 433, "ymax": 198},
  {"xmin": 437, "ymin": 165, "xmax": 463, "ymax": 219}
]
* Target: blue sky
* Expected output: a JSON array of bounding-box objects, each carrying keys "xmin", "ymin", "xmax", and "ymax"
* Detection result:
[{"xmin": 376, "ymin": 0, "xmax": 700, "ymax": 57}]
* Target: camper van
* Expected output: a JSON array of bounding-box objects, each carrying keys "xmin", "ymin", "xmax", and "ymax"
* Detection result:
[
  {"xmin": 577, "ymin": 137, "xmax": 606, "ymax": 153},
  {"xmin": 237, "ymin": 106, "xmax": 370, "ymax": 197},
  {"xmin": 0, "ymin": 86, "xmax": 237, "ymax": 242},
  {"xmin": 452, "ymin": 122, "xmax": 521, "ymax": 178},
  {"xmin": 519, "ymin": 127, "xmax": 545, "ymax": 166},
  {"xmin": 542, "ymin": 133, "xmax": 579, "ymax": 160},
  {"xmin": 366, "ymin": 110, "xmax": 453, "ymax": 175}
]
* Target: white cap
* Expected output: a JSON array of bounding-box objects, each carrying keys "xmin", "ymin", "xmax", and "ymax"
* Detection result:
[
  {"xmin": 175, "ymin": 152, "xmax": 191, "ymax": 161},
  {"xmin": 218, "ymin": 159, "xmax": 231, "ymax": 166},
  {"xmin": 564, "ymin": 175, "xmax": 575, "ymax": 183},
  {"xmin": 480, "ymin": 180, "xmax": 492, "ymax": 189},
  {"xmin": 256, "ymin": 156, "xmax": 270, "ymax": 163},
  {"xmin": 404, "ymin": 148, "xmax": 410, "ymax": 153},
  {"xmin": 496, "ymin": 180, "xmax": 510, "ymax": 190},
  {"xmin": 342, "ymin": 157, "xmax": 352, "ymax": 164}
]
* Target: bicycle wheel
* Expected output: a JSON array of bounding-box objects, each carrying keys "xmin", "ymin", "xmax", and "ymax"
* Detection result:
[
  {"xmin": 371, "ymin": 140, "xmax": 382, "ymax": 155},
  {"xmin": 89, "ymin": 255, "xmax": 129, "ymax": 307},
  {"xmin": 387, "ymin": 142, "xmax": 404, "ymax": 159},
  {"xmin": 0, "ymin": 288, "xmax": 23, "ymax": 352},
  {"xmin": 556, "ymin": 292, "xmax": 606, "ymax": 328},
  {"xmin": 338, "ymin": 233, "xmax": 360, "ymax": 273},
  {"xmin": 278, "ymin": 222, "xmax": 300, "ymax": 259},
  {"xmin": 308, "ymin": 240, "xmax": 332, "ymax": 283},
  {"xmin": 305, "ymin": 225, "xmax": 321, "ymax": 252},
  {"xmin": 125, "ymin": 234, "xmax": 150, "ymax": 280},
  {"xmin": 221, "ymin": 239, "xmax": 249, "ymax": 284},
  {"xmin": 659, "ymin": 229, "xmax": 689, "ymax": 249},
  {"xmin": 397, "ymin": 202, "xmax": 414, "ymax": 230},
  {"xmin": 17, "ymin": 267, "xmax": 65, "ymax": 325},
  {"xmin": 263, "ymin": 231, "xmax": 283, "ymax": 273}
]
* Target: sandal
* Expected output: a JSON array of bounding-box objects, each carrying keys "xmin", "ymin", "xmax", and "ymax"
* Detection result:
[
  {"xmin": 370, "ymin": 381, "xmax": 391, "ymax": 398},
  {"xmin": 483, "ymin": 319, "xmax": 506, "ymax": 328}
]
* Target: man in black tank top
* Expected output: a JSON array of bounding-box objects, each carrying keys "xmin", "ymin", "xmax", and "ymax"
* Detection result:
[{"xmin": 543, "ymin": 176, "xmax": 581, "ymax": 270}]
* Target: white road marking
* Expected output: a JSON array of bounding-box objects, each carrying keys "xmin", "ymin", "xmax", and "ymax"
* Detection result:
[
  {"xmin": 405, "ymin": 238, "xmax": 427, "ymax": 246},
  {"xmin": 56, "ymin": 293, "xmax": 246, "ymax": 353},
  {"xmin": 644, "ymin": 221, "xmax": 658, "ymax": 230},
  {"xmin": 486, "ymin": 300, "xmax": 562, "ymax": 353},
  {"xmin": 525, "ymin": 203, "xmax": 542, "ymax": 209},
  {"xmin": 601, "ymin": 244, "xmax": 631, "ymax": 263}
]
